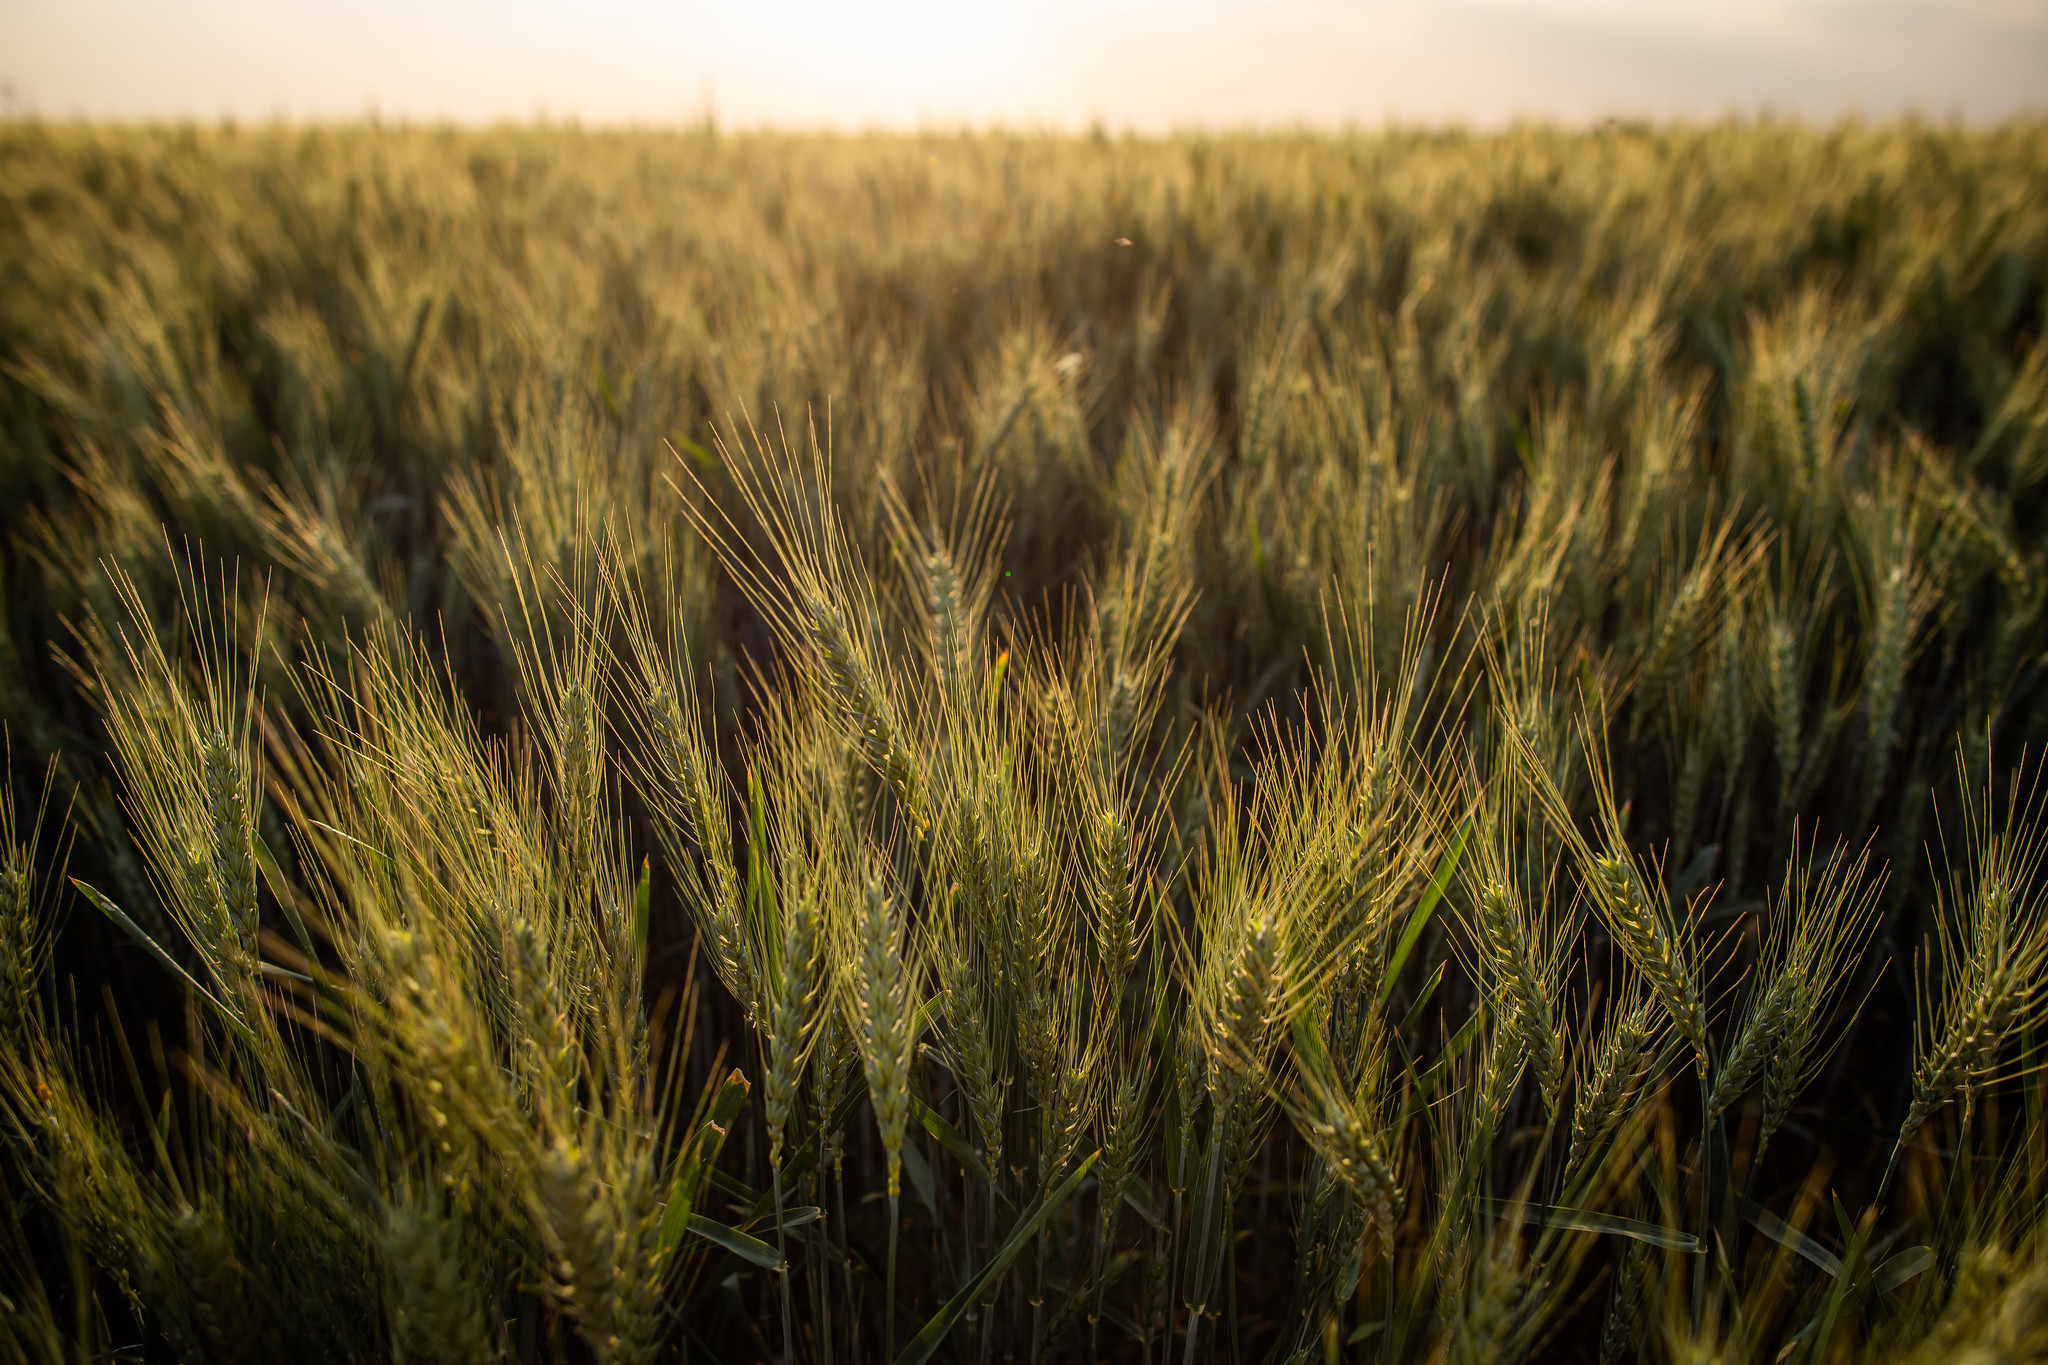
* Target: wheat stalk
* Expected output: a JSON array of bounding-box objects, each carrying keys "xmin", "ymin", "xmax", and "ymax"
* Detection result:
[
  {"xmin": 1887, "ymin": 757, "xmax": 2047, "ymax": 1195},
  {"xmin": 1566, "ymin": 999, "xmax": 1659, "ymax": 1187},
  {"xmin": 1598, "ymin": 1240, "xmax": 1647, "ymax": 1365},
  {"xmin": 0, "ymin": 847, "xmax": 32, "ymax": 1047},
  {"xmin": 1476, "ymin": 879, "xmax": 1565, "ymax": 1118},
  {"xmin": 851, "ymin": 872, "xmax": 917, "ymax": 1360},
  {"xmin": 0, "ymin": 755, "xmax": 60, "ymax": 1049},
  {"xmin": 92, "ymin": 559, "xmax": 268, "ymax": 1022},
  {"xmin": 931, "ymin": 924, "xmax": 1007, "ymax": 1173},
  {"xmin": 1589, "ymin": 856, "xmax": 1707, "ymax": 1078},
  {"xmin": 765, "ymin": 886, "xmax": 823, "ymax": 1365},
  {"xmin": 383, "ymin": 1203, "xmax": 498, "ymax": 1364},
  {"xmin": 1709, "ymin": 839, "xmax": 1880, "ymax": 1160},
  {"xmin": 1088, "ymin": 802, "xmax": 1138, "ymax": 989}
]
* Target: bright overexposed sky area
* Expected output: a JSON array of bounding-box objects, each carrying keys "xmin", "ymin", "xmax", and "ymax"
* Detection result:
[{"xmin": 4, "ymin": 0, "xmax": 2044, "ymax": 129}]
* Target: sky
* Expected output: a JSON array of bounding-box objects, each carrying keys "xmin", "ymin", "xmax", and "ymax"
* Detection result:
[{"xmin": 4, "ymin": 0, "xmax": 2045, "ymax": 129}]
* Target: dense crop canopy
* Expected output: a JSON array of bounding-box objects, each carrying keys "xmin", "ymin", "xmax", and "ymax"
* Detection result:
[{"xmin": 2, "ymin": 118, "xmax": 2047, "ymax": 1362}]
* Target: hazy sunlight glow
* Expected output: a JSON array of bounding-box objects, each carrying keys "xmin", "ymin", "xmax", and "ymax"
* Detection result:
[{"xmin": 3, "ymin": 0, "xmax": 2044, "ymax": 126}]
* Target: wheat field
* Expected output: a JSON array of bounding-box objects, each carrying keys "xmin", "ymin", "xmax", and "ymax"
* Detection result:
[{"xmin": 1, "ymin": 118, "xmax": 2046, "ymax": 1363}]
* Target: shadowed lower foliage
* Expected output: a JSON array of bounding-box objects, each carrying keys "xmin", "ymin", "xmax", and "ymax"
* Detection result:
[{"xmin": 2, "ymin": 118, "xmax": 2048, "ymax": 1363}]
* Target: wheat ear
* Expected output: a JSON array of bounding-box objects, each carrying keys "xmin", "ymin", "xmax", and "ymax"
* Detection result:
[
  {"xmin": 765, "ymin": 891, "xmax": 822, "ymax": 1365},
  {"xmin": 854, "ymin": 874, "xmax": 915, "ymax": 1361},
  {"xmin": 1597, "ymin": 1240, "xmax": 1647, "ymax": 1365},
  {"xmin": 1590, "ymin": 856, "xmax": 1706, "ymax": 1077},
  {"xmin": 1477, "ymin": 880, "xmax": 1564, "ymax": 1117},
  {"xmin": 1566, "ymin": 1001, "xmax": 1657, "ymax": 1187},
  {"xmin": 1885, "ymin": 759, "xmax": 2047, "ymax": 1198}
]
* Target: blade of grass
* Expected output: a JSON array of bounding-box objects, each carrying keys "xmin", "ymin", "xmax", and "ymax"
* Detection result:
[
  {"xmin": 1482, "ymin": 1199, "xmax": 1701, "ymax": 1251},
  {"xmin": 894, "ymin": 1152, "xmax": 1099, "ymax": 1365},
  {"xmin": 659, "ymin": 1068, "xmax": 751, "ymax": 1257},
  {"xmin": 687, "ymin": 1214, "xmax": 785, "ymax": 1271},
  {"xmin": 1379, "ymin": 816, "xmax": 1470, "ymax": 1009},
  {"xmin": 1742, "ymin": 1198, "xmax": 1841, "ymax": 1277},
  {"xmin": 73, "ymin": 879, "xmax": 247, "ymax": 1038},
  {"xmin": 911, "ymin": 1094, "xmax": 992, "ymax": 1185}
]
